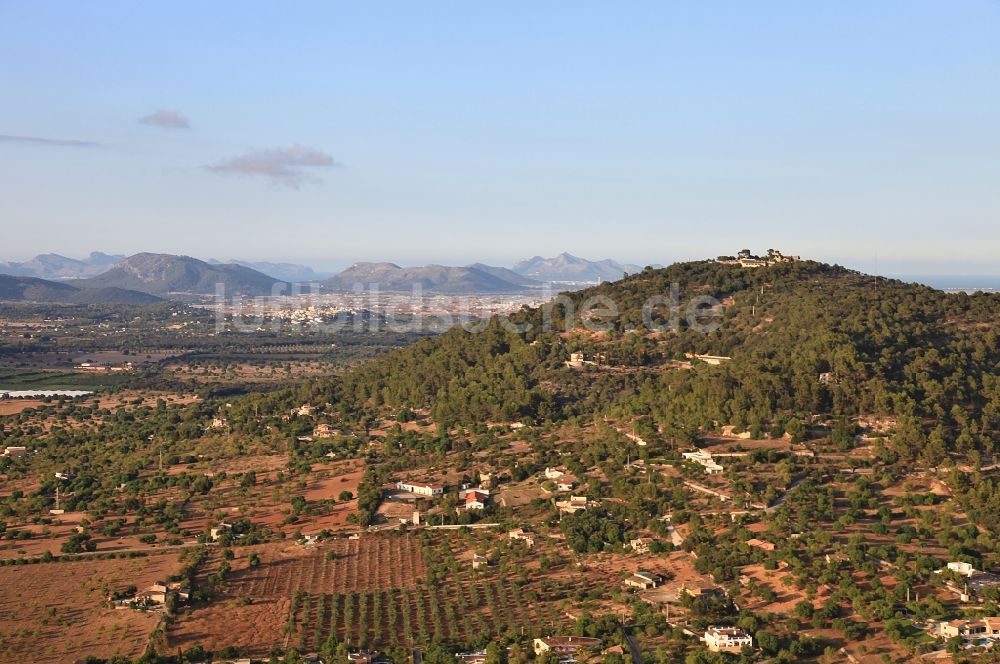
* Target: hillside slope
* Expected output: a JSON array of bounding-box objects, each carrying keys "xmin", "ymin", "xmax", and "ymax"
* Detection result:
[
  {"xmin": 344, "ymin": 259, "xmax": 1000, "ymax": 464},
  {"xmin": 324, "ymin": 262, "xmax": 537, "ymax": 293},
  {"xmin": 0, "ymin": 275, "xmax": 161, "ymax": 304}
]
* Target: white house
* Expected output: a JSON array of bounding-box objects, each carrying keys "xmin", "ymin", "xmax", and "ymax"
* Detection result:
[
  {"xmin": 682, "ymin": 450, "xmax": 724, "ymax": 475},
  {"xmin": 555, "ymin": 478, "xmax": 577, "ymax": 492},
  {"xmin": 689, "ymin": 354, "xmax": 732, "ymax": 366},
  {"xmin": 937, "ymin": 617, "xmax": 1000, "ymax": 640},
  {"xmin": 509, "ymin": 528, "xmax": 535, "ymax": 548},
  {"xmin": 947, "ymin": 561, "xmax": 977, "ymax": 577},
  {"xmin": 396, "ymin": 481, "xmax": 445, "ymax": 497},
  {"xmin": 209, "ymin": 522, "xmax": 233, "ymax": 541},
  {"xmin": 544, "ymin": 467, "xmax": 567, "ymax": 480},
  {"xmin": 556, "ymin": 495, "xmax": 590, "ymax": 513},
  {"xmin": 704, "ymin": 626, "xmax": 753, "ymax": 653}
]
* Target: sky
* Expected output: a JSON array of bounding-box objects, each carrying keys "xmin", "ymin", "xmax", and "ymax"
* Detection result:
[{"xmin": 1, "ymin": 1, "xmax": 999, "ymax": 275}]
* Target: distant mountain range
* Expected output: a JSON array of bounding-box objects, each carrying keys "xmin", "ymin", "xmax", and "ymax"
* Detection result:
[
  {"xmin": 512, "ymin": 252, "xmax": 648, "ymax": 283},
  {"xmin": 0, "ymin": 252, "xmax": 125, "ymax": 279},
  {"xmin": 0, "ymin": 251, "xmax": 656, "ymax": 298},
  {"xmin": 0, "ymin": 275, "xmax": 161, "ymax": 305},
  {"xmin": 321, "ymin": 254, "xmax": 651, "ymax": 293},
  {"xmin": 323, "ymin": 262, "xmax": 535, "ymax": 294},
  {"xmin": 79, "ymin": 253, "xmax": 284, "ymax": 296},
  {"xmin": 209, "ymin": 259, "xmax": 330, "ymax": 283}
]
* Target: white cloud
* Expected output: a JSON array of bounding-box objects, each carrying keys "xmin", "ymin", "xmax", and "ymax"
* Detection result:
[
  {"xmin": 0, "ymin": 133, "xmax": 98, "ymax": 147},
  {"xmin": 207, "ymin": 145, "xmax": 340, "ymax": 188},
  {"xmin": 139, "ymin": 110, "xmax": 191, "ymax": 129}
]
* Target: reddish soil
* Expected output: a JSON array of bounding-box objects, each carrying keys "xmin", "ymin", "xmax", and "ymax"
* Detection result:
[
  {"xmin": 168, "ymin": 535, "xmax": 425, "ymax": 655},
  {"xmin": 0, "ymin": 399, "xmax": 45, "ymax": 416},
  {"xmin": 0, "ymin": 553, "xmax": 181, "ymax": 664}
]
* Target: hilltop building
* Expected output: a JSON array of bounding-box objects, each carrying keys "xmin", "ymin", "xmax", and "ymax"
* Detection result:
[{"xmin": 716, "ymin": 249, "xmax": 800, "ymax": 268}]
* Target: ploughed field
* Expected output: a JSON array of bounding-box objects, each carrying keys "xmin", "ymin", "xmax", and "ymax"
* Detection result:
[
  {"xmin": 0, "ymin": 552, "xmax": 181, "ymax": 664},
  {"xmin": 287, "ymin": 575, "xmax": 573, "ymax": 652},
  {"xmin": 169, "ymin": 534, "xmax": 574, "ymax": 656},
  {"xmin": 168, "ymin": 535, "xmax": 426, "ymax": 654}
]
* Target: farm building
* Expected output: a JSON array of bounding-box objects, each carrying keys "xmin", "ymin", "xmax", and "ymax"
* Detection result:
[
  {"xmin": 508, "ymin": 528, "xmax": 535, "ymax": 547},
  {"xmin": 630, "ymin": 538, "xmax": 650, "ymax": 554},
  {"xmin": 624, "ymin": 570, "xmax": 662, "ymax": 590},
  {"xmin": 457, "ymin": 652, "xmax": 487, "ymax": 664},
  {"xmin": 935, "ymin": 617, "xmax": 1000, "ymax": 640},
  {"xmin": 465, "ymin": 491, "xmax": 488, "ymax": 510},
  {"xmin": 946, "ymin": 561, "xmax": 976, "ymax": 577},
  {"xmin": 678, "ymin": 584, "xmax": 727, "ymax": 601},
  {"xmin": 555, "ymin": 495, "xmax": 590, "ymax": 513},
  {"xmin": 682, "ymin": 450, "xmax": 724, "ymax": 475},
  {"xmin": 313, "ymin": 423, "xmax": 338, "ymax": 438},
  {"xmin": 704, "ymin": 626, "xmax": 753, "ymax": 652},
  {"xmin": 210, "ymin": 522, "xmax": 233, "ymax": 541},
  {"xmin": 396, "ymin": 481, "xmax": 445, "ymax": 497},
  {"xmin": 555, "ymin": 478, "xmax": 578, "ymax": 492},
  {"xmin": 533, "ymin": 636, "xmax": 602, "ymax": 658}
]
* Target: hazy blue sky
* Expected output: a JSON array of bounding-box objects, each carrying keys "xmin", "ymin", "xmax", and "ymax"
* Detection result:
[{"xmin": 2, "ymin": 1, "xmax": 998, "ymax": 274}]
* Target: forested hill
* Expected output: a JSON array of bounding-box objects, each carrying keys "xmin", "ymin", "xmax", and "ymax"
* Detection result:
[
  {"xmin": 0, "ymin": 274, "xmax": 162, "ymax": 305},
  {"xmin": 342, "ymin": 259, "xmax": 1000, "ymax": 465}
]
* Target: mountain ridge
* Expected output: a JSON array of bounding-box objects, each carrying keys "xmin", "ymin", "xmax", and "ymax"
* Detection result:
[
  {"xmin": 512, "ymin": 252, "xmax": 647, "ymax": 282},
  {"xmin": 79, "ymin": 253, "xmax": 284, "ymax": 296},
  {"xmin": 0, "ymin": 252, "xmax": 126, "ymax": 279},
  {"xmin": 0, "ymin": 274, "xmax": 162, "ymax": 304},
  {"xmin": 2, "ymin": 250, "xmax": 663, "ymax": 295},
  {"xmin": 323, "ymin": 262, "xmax": 540, "ymax": 294}
]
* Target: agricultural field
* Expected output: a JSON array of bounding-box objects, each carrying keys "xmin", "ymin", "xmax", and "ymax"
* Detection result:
[
  {"xmin": 168, "ymin": 535, "xmax": 426, "ymax": 654},
  {"xmin": 0, "ymin": 552, "xmax": 182, "ymax": 664},
  {"xmin": 287, "ymin": 575, "xmax": 573, "ymax": 652},
  {"xmin": 167, "ymin": 532, "xmax": 596, "ymax": 657},
  {"xmin": 163, "ymin": 359, "xmax": 338, "ymax": 386}
]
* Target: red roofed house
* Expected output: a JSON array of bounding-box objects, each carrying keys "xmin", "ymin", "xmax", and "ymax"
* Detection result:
[{"xmin": 465, "ymin": 491, "xmax": 488, "ymax": 510}]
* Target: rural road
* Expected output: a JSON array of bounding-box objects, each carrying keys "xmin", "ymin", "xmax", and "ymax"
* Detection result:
[
  {"xmin": 621, "ymin": 628, "xmax": 643, "ymax": 664},
  {"xmin": 764, "ymin": 475, "xmax": 807, "ymax": 513}
]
